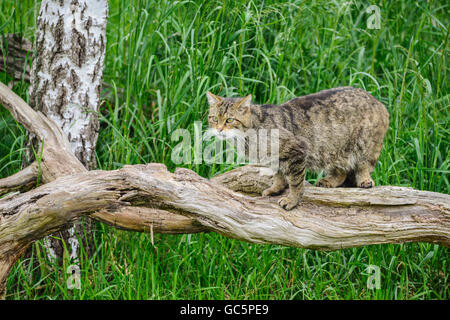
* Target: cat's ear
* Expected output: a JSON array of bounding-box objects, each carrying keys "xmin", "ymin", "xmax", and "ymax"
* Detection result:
[
  {"xmin": 206, "ymin": 91, "xmax": 223, "ymax": 106},
  {"xmin": 233, "ymin": 94, "xmax": 252, "ymax": 113}
]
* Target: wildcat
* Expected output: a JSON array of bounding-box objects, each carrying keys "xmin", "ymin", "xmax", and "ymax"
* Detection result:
[{"xmin": 207, "ymin": 87, "xmax": 389, "ymax": 210}]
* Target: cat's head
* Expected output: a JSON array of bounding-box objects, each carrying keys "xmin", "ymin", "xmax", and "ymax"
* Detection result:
[{"xmin": 206, "ymin": 92, "xmax": 252, "ymax": 138}]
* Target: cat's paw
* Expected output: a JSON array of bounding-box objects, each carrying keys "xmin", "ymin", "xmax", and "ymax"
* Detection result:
[
  {"xmin": 262, "ymin": 187, "xmax": 282, "ymax": 197},
  {"xmin": 358, "ymin": 178, "xmax": 374, "ymax": 188},
  {"xmin": 316, "ymin": 178, "xmax": 334, "ymax": 188},
  {"xmin": 278, "ymin": 197, "xmax": 298, "ymax": 211}
]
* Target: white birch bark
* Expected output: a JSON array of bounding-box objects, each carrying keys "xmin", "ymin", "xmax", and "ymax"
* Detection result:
[{"xmin": 27, "ymin": 0, "xmax": 108, "ymax": 261}]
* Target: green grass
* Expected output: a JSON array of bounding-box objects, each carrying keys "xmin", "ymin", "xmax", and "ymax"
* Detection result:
[{"xmin": 1, "ymin": 0, "xmax": 449, "ymax": 299}]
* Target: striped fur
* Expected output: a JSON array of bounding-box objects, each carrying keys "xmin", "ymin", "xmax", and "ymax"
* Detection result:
[{"xmin": 207, "ymin": 87, "xmax": 390, "ymax": 210}]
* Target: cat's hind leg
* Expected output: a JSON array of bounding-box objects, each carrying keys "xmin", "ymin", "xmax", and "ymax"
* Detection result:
[
  {"xmin": 354, "ymin": 124, "xmax": 385, "ymax": 188},
  {"xmin": 316, "ymin": 169, "xmax": 347, "ymax": 188},
  {"xmin": 262, "ymin": 172, "xmax": 287, "ymax": 196}
]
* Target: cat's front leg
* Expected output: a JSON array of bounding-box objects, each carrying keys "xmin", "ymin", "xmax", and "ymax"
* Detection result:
[
  {"xmin": 278, "ymin": 161, "xmax": 306, "ymax": 210},
  {"xmin": 277, "ymin": 135, "xmax": 308, "ymax": 210}
]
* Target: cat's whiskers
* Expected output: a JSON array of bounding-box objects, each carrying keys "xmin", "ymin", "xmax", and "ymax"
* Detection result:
[
  {"xmin": 205, "ymin": 128, "xmax": 247, "ymax": 142},
  {"xmin": 204, "ymin": 128, "xmax": 221, "ymax": 139}
]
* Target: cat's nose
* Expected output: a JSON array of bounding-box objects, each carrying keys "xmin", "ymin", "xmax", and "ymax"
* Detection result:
[{"xmin": 218, "ymin": 127, "xmax": 224, "ymax": 132}]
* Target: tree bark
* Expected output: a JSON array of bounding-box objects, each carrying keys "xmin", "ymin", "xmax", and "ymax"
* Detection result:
[
  {"xmin": 28, "ymin": 0, "xmax": 107, "ymax": 168},
  {"xmin": 2, "ymin": 163, "xmax": 448, "ymax": 248},
  {"xmin": 0, "ymin": 34, "xmax": 122, "ymax": 102},
  {"xmin": 25, "ymin": 0, "xmax": 108, "ymax": 262},
  {"xmin": 0, "ymin": 80, "xmax": 449, "ymax": 298}
]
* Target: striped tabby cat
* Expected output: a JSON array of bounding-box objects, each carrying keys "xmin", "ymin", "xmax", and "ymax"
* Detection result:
[{"xmin": 207, "ymin": 87, "xmax": 389, "ymax": 210}]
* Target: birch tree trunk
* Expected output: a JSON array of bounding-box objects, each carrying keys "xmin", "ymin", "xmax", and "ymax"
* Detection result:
[{"xmin": 27, "ymin": 0, "xmax": 108, "ymax": 261}]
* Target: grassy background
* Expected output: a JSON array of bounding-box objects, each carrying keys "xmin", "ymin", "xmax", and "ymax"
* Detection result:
[{"xmin": 0, "ymin": 0, "xmax": 449, "ymax": 299}]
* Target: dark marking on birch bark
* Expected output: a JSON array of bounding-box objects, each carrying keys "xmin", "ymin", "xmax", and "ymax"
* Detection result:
[
  {"xmin": 55, "ymin": 85, "xmax": 67, "ymax": 113},
  {"xmin": 100, "ymin": 34, "xmax": 105, "ymax": 53},
  {"xmin": 86, "ymin": 16, "xmax": 92, "ymax": 34},
  {"xmin": 71, "ymin": 0, "xmax": 79, "ymax": 13},
  {"xmin": 84, "ymin": 91, "xmax": 89, "ymax": 108},
  {"xmin": 70, "ymin": 69, "xmax": 79, "ymax": 91},
  {"xmin": 81, "ymin": 2, "xmax": 87, "ymax": 21},
  {"xmin": 53, "ymin": 15, "xmax": 65, "ymax": 54},
  {"xmin": 52, "ymin": 64, "xmax": 66, "ymax": 84},
  {"xmin": 36, "ymin": 79, "xmax": 49, "ymax": 111},
  {"xmin": 71, "ymin": 29, "xmax": 86, "ymax": 67}
]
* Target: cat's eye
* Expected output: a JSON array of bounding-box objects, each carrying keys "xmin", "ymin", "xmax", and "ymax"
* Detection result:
[
  {"xmin": 211, "ymin": 116, "xmax": 218, "ymax": 122},
  {"xmin": 226, "ymin": 118, "xmax": 234, "ymax": 123}
]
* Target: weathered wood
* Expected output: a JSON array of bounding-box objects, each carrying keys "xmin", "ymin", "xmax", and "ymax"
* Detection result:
[
  {"xmin": 0, "ymin": 162, "xmax": 38, "ymax": 196},
  {"xmin": 0, "ymin": 79, "xmax": 449, "ymax": 298},
  {"xmin": 1, "ymin": 163, "xmax": 449, "ymax": 251}
]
